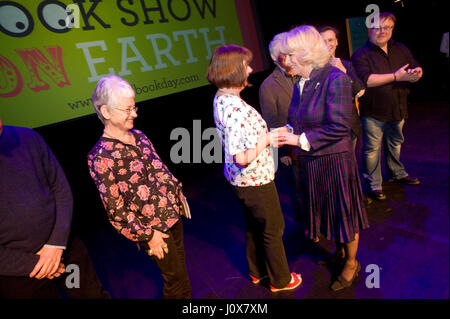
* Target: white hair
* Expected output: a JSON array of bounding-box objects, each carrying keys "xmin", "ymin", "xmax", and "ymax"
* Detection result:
[
  {"xmin": 281, "ymin": 25, "xmax": 331, "ymax": 69},
  {"xmin": 91, "ymin": 75, "xmax": 135, "ymax": 123},
  {"xmin": 269, "ymin": 32, "xmax": 288, "ymax": 61}
]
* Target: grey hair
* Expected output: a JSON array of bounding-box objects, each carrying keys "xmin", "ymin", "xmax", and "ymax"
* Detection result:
[
  {"xmin": 281, "ymin": 25, "xmax": 331, "ymax": 70},
  {"xmin": 269, "ymin": 32, "xmax": 288, "ymax": 61},
  {"xmin": 91, "ymin": 75, "xmax": 135, "ymax": 123}
]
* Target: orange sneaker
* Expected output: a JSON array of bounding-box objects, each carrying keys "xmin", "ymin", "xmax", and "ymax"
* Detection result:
[{"xmin": 270, "ymin": 273, "xmax": 302, "ymax": 292}]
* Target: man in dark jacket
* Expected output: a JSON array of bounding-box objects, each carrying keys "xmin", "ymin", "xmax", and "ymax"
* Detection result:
[
  {"xmin": 259, "ymin": 32, "xmax": 297, "ymax": 135},
  {"xmin": 319, "ymin": 26, "xmax": 366, "ymax": 151},
  {"xmin": 351, "ymin": 12, "xmax": 423, "ymax": 200},
  {"xmin": 259, "ymin": 32, "xmax": 302, "ymax": 222},
  {"xmin": 0, "ymin": 118, "xmax": 109, "ymax": 299}
]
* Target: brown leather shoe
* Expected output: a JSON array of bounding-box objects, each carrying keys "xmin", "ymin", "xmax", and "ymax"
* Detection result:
[
  {"xmin": 392, "ymin": 176, "xmax": 420, "ymax": 185},
  {"xmin": 368, "ymin": 189, "xmax": 386, "ymax": 200}
]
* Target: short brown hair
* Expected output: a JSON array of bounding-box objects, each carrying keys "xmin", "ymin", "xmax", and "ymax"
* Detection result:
[
  {"xmin": 206, "ymin": 44, "xmax": 253, "ymax": 88},
  {"xmin": 318, "ymin": 26, "xmax": 339, "ymax": 38},
  {"xmin": 379, "ymin": 12, "xmax": 396, "ymax": 24}
]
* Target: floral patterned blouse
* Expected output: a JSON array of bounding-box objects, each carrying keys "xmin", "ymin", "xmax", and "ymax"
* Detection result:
[
  {"xmin": 213, "ymin": 94, "xmax": 275, "ymax": 187},
  {"xmin": 87, "ymin": 129, "xmax": 182, "ymax": 243}
]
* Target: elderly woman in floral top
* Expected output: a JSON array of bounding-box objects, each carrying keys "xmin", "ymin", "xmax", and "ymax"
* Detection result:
[
  {"xmin": 207, "ymin": 44, "xmax": 302, "ymax": 292},
  {"xmin": 87, "ymin": 75, "xmax": 191, "ymax": 299}
]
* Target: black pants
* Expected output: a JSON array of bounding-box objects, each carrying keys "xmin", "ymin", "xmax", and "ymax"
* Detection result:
[
  {"xmin": 275, "ymin": 158, "xmax": 302, "ymax": 219},
  {"xmin": 0, "ymin": 236, "xmax": 110, "ymax": 299},
  {"xmin": 233, "ymin": 181, "xmax": 291, "ymax": 288},
  {"xmin": 146, "ymin": 220, "xmax": 191, "ymax": 299}
]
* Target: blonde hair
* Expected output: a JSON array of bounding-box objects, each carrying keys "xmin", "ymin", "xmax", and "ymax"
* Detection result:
[
  {"xmin": 91, "ymin": 75, "xmax": 135, "ymax": 123},
  {"xmin": 281, "ymin": 25, "xmax": 331, "ymax": 69}
]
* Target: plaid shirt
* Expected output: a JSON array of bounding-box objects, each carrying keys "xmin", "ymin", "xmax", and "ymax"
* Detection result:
[{"xmin": 289, "ymin": 64, "xmax": 353, "ymax": 156}]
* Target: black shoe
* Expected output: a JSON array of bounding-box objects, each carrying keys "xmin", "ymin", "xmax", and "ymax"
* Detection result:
[
  {"xmin": 392, "ymin": 176, "xmax": 420, "ymax": 185},
  {"xmin": 330, "ymin": 261, "xmax": 361, "ymax": 291},
  {"xmin": 367, "ymin": 189, "xmax": 386, "ymax": 200}
]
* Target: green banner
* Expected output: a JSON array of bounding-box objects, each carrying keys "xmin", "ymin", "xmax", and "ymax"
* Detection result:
[
  {"xmin": 0, "ymin": 0, "xmax": 243, "ymax": 128},
  {"xmin": 345, "ymin": 16, "xmax": 368, "ymax": 57}
]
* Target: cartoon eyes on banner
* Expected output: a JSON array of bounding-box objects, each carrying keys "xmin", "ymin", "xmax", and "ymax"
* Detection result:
[
  {"xmin": 37, "ymin": 0, "xmax": 74, "ymax": 33},
  {"xmin": 0, "ymin": 1, "xmax": 34, "ymax": 37},
  {"xmin": 0, "ymin": 0, "xmax": 76, "ymax": 37}
]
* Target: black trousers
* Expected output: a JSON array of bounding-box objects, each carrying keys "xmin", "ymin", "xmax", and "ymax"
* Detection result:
[
  {"xmin": 146, "ymin": 219, "xmax": 191, "ymax": 299},
  {"xmin": 233, "ymin": 181, "xmax": 292, "ymax": 288},
  {"xmin": 275, "ymin": 158, "xmax": 302, "ymax": 219},
  {"xmin": 0, "ymin": 236, "xmax": 110, "ymax": 299}
]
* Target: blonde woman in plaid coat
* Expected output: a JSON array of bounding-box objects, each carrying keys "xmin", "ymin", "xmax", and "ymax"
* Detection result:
[{"xmin": 278, "ymin": 26, "xmax": 369, "ymax": 291}]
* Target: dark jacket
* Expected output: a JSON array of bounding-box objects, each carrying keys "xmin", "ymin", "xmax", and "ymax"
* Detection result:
[
  {"xmin": 341, "ymin": 59, "xmax": 365, "ymax": 137},
  {"xmin": 259, "ymin": 66, "xmax": 295, "ymax": 128},
  {"xmin": 289, "ymin": 64, "xmax": 353, "ymax": 157},
  {"xmin": 351, "ymin": 39, "xmax": 420, "ymax": 122},
  {"xmin": 259, "ymin": 66, "xmax": 296, "ymax": 157}
]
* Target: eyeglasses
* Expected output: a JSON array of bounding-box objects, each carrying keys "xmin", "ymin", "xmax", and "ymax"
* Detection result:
[
  {"xmin": 115, "ymin": 106, "xmax": 138, "ymax": 114},
  {"xmin": 371, "ymin": 25, "xmax": 394, "ymax": 31}
]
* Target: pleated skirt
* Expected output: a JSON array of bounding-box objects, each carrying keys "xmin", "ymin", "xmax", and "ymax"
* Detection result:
[{"xmin": 298, "ymin": 151, "xmax": 369, "ymax": 243}]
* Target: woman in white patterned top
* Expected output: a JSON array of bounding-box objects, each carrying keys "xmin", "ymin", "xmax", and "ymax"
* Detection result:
[
  {"xmin": 213, "ymin": 93, "xmax": 275, "ymax": 187},
  {"xmin": 206, "ymin": 44, "xmax": 302, "ymax": 292}
]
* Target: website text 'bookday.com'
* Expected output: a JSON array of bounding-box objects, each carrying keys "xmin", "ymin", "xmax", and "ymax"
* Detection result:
[{"xmin": 67, "ymin": 74, "xmax": 201, "ymax": 110}]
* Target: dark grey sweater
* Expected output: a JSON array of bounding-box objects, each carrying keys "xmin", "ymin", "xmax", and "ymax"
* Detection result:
[{"xmin": 0, "ymin": 126, "xmax": 73, "ymax": 276}]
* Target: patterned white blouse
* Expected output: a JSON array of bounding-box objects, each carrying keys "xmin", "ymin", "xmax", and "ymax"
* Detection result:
[{"xmin": 213, "ymin": 94, "xmax": 275, "ymax": 187}]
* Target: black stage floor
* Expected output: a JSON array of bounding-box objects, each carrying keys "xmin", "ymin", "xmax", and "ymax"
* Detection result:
[{"xmin": 80, "ymin": 101, "xmax": 448, "ymax": 299}]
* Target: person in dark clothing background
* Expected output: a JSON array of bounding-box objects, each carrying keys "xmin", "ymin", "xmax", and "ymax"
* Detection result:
[
  {"xmin": 351, "ymin": 12, "xmax": 423, "ymax": 200},
  {"xmin": 319, "ymin": 25, "xmax": 366, "ymax": 151},
  {"xmin": 0, "ymin": 118, "xmax": 109, "ymax": 299},
  {"xmin": 259, "ymin": 32, "xmax": 305, "ymax": 236}
]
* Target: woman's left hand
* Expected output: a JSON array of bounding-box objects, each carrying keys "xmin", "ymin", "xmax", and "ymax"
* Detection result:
[
  {"xmin": 267, "ymin": 131, "xmax": 284, "ymax": 147},
  {"xmin": 278, "ymin": 132, "xmax": 300, "ymax": 146},
  {"xmin": 147, "ymin": 230, "xmax": 170, "ymax": 260}
]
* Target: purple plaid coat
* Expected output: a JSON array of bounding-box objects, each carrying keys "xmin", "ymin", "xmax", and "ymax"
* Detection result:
[{"xmin": 289, "ymin": 64, "xmax": 353, "ymax": 157}]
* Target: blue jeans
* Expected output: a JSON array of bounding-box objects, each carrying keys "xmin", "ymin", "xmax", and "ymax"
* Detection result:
[{"xmin": 361, "ymin": 116, "xmax": 408, "ymax": 191}]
